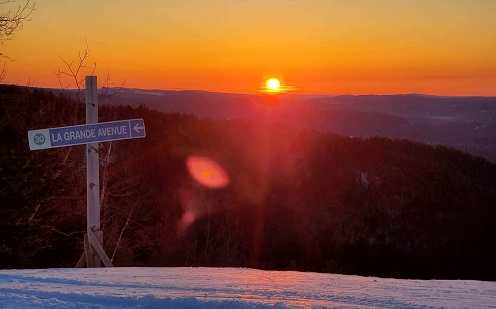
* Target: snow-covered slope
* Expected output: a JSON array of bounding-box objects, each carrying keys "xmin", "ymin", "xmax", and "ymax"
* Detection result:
[{"xmin": 0, "ymin": 267, "xmax": 494, "ymax": 308}]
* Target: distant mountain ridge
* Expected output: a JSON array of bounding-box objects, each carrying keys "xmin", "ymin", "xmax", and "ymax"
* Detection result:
[{"xmin": 54, "ymin": 87, "xmax": 496, "ymax": 162}]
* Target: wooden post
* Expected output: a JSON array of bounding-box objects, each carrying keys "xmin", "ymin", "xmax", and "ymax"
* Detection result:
[
  {"xmin": 75, "ymin": 76, "xmax": 113, "ymax": 268},
  {"xmin": 84, "ymin": 233, "xmax": 95, "ymax": 267},
  {"xmin": 86, "ymin": 76, "xmax": 102, "ymax": 267}
]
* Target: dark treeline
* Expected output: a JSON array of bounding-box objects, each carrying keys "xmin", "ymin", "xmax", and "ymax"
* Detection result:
[{"xmin": 1, "ymin": 85, "xmax": 496, "ymax": 280}]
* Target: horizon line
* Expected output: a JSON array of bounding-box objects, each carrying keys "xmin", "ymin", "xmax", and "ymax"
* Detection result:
[{"xmin": 11, "ymin": 84, "xmax": 496, "ymax": 98}]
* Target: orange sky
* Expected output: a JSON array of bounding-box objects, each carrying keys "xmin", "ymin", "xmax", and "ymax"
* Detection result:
[{"xmin": 3, "ymin": 0, "xmax": 496, "ymax": 95}]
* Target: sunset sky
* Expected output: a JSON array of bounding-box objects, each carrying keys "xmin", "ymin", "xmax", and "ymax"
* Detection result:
[{"xmin": 3, "ymin": 0, "xmax": 496, "ymax": 95}]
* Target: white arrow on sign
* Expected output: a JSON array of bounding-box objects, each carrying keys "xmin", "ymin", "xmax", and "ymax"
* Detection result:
[{"xmin": 133, "ymin": 123, "xmax": 144, "ymax": 134}]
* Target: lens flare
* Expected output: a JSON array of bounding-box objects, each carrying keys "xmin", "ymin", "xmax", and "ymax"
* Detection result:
[
  {"xmin": 186, "ymin": 156, "xmax": 229, "ymax": 188},
  {"xmin": 179, "ymin": 211, "xmax": 196, "ymax": 231}
]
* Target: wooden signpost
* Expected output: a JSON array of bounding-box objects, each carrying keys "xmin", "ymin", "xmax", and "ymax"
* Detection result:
[{"xmin": 27, "ymin": 76, "xmax": 146, "ymax": 267}]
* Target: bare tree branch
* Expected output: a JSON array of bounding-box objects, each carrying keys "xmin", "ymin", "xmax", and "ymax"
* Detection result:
[
  {"xmin": 0, "ymin": 61, "xmax": 5, "ymax": 82},
  {"xmin": 0, "ymin": 0, "xmax": 35, "ymax": 49},
  {"xmin": 39, "ymin": 225, "xmax": 85, "ymax": 240},
  {"xmin": 54, "ymin": 39, "xmax": 96, "ymax": 101},
  {"xmin": 0, "ymin": 1, "xmax": 34, "ymax": 80},
  {"xmin": 99, "ymin": 69, "xmax": 126, "ymax": 108},
  {"xmin": 110, "ymin": 209, "xmax": 133, "ymax": 262}
]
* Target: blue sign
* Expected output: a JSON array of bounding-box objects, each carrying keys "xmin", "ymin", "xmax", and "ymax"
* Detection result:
[{"xmin": 28, "ymin": 119, "xmax": 146, "ymax": 150}]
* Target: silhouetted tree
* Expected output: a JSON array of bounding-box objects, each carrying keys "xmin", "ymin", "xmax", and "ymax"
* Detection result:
[{"xmin": 0, "ymin": 0, "xmax": 35, "ymax": 80}]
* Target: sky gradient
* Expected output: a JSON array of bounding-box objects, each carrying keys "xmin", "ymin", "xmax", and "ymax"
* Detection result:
[{"xmin": 3, "ymin": 0, "xmax": 496, "ymax": 95}]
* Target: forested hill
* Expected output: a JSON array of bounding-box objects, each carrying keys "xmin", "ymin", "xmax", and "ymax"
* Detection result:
[{"xmin": 1, "ymin": 85, "xmax": 496, "ymax": 280}]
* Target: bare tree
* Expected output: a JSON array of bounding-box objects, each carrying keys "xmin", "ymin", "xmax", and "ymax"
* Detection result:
[
  {"xmin": 26, "ymin": 41, "xmax": 94, "ymax": 225},
  {"xmin": 0, "ymin": 0, "xmax": 34, "ymax": 53},
  {"xmin": 54, "ymin": 39, "xmax": 96, "ymax": 105},
  {"xmin": 0, "ymin": 0, "xmax": 35, "ymax": 81},
  {"xmin": 54, "ymin": 41, "xmax": 125, "ymax": 110}
]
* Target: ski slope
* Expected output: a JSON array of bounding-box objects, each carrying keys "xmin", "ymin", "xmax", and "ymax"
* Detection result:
[{"xmin": 0, "ymin": 267, "xmax": 494, "ymax": 308}]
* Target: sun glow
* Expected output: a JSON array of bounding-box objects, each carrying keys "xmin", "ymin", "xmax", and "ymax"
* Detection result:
[{"xmin": 266, "ymin": 78, "xmax": 281, "ymax": 93}]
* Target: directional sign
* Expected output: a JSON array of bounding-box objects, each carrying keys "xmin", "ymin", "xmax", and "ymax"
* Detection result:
[{"xmin": 28, "ymin": 119, "xmax": 146, "ymax": 150}]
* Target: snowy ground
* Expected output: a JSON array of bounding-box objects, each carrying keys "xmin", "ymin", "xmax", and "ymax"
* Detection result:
[{"xmin": 0, "ymin": 267, "xmax": 494, "ymax": 308}]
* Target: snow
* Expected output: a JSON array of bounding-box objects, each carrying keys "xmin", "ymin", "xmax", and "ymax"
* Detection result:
[
  {"xmin": 0, "ymin": 267, "xmax": 494, "ymax": 308},
  {"xmin": 128, "ymin": 89, "xmax": 164, "ymax": 96}
]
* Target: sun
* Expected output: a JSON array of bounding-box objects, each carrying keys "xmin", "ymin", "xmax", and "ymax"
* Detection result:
[
  {"xmin": 260, "ymin": 77, "xmax": 294, "ymax": 94},
  {"xmin": 266, "ymin": 78, "xmax": 281, "ymax": 93}
]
